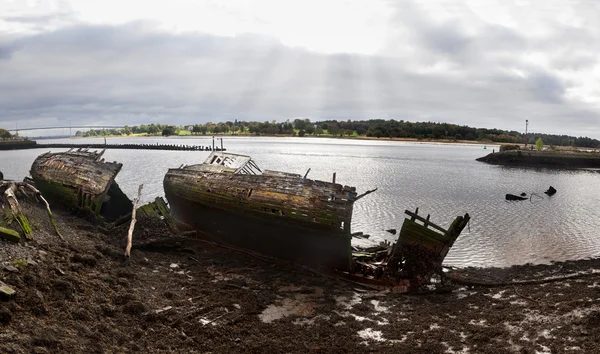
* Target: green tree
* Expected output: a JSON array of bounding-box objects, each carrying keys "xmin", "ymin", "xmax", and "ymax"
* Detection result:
[
  {"xmin": 328, "ymin": 124, "xmax": 340, "ymax": 136},
  {"xmin": 0, "ymin": 129, "xmax": 12, "ymax": 139},
  {"xmin": 536, "ymin": 137, "xmax": 544, "ymax": 151},
  {"xmin": 137, "ymin": 124, "xmax": 149, "ymax": 134},
  {"xmin": 293, "ymin": 118, "xmax": 311, "ymax": 130},
  {"xmin": 162, "ymin": 126, "xmax": 176, "ymax": 136},
  {"xmin": 148, "ymin": 124, "xmax": 160, "ymax": 135}
]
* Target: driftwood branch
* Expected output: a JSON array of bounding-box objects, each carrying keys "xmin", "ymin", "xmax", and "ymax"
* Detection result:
[
  {"xmin": 38, "ymin": 193, "xmax": 65, "ymax": 241},
  {"xmin": 1, "ymin": 180, "xmax": 64, "ymax": 241},
  {"xmin": 19, "ymin": 181, "xmax": 64, "ymax": 240},
  {"xmin": 355, "ymin": 188, "xmax": 378, "ymax": 201},
  {"xmin": 125, "ymin": 184, "xmax": 143, "ymax": 257},
  {"xmin": 2, "ymin": 181, "xmax": 33, "ymax": 239}
]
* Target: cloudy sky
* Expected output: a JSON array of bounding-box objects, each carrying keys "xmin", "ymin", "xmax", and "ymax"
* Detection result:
[{"xmin": 1, "ymin": 0, "xmax": 599, "ymax": 137}]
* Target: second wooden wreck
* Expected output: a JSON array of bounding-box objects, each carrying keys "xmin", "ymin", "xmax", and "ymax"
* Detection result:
[{"xmin": 30, "ymin": 148, "xmax": 133, "ymax": 221}]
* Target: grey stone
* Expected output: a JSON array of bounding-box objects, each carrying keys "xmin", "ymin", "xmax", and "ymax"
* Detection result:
[
  {"xmin": 0, "ymin": 281, "xmax": 16, "ymax": 298},
  {"xmin": 4, "ymin": 265, "xmax": 19, "ymax": 273}
]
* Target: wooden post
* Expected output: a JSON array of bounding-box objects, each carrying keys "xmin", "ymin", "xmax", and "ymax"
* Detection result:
[
  {"xmin": 411, "ymin": 207, "xmax": 419, "ymax": 221},
  {"xmin": 332, "ymin": 172, "xmax": 336, "ymax": 184},
  {"xmin": 125, "ymin": 184, "xmax": 143, "ymax": 257},
  {"xmin": 303, "ymin": 168, "xmax": 311, "ymax": 179}
]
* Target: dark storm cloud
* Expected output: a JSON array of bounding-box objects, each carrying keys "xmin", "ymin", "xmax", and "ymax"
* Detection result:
[{"xmin": 0, "ymin": 1, "xmax": 599, "ymax": 139}]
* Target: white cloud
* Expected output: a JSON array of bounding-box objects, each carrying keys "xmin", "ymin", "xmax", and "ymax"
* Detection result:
[
  {"xmin": 1, "ymin": 0, "xmax": 393, "ymax": 54},
  {"xmin": 0, "ymin": 0, "xmax": 599, "ymax": 137}
]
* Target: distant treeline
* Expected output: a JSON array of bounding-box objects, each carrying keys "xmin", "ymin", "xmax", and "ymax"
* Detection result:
[{"xmin": 74, "ymin": 119, "xmax": 600, "ymax": 148}]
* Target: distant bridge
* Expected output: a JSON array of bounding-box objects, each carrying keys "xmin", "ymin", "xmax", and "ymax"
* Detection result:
[{"xmin": 8, "ymin": 125, "xmax": 125, "ymax": 132}]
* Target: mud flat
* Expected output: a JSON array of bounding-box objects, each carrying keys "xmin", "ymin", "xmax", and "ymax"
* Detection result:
[
  {"xmin": 477, "ymin": 150, "xmax": 600, "ymax": 169},
  {"xmin": 0, "ymin": 199, "xmax": 599, "ymax": 353}
]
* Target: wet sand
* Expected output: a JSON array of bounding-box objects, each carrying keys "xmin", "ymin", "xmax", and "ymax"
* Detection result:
[{"xmin": 1, "ymin": 201, "xmax": 599, "ymax": 353}]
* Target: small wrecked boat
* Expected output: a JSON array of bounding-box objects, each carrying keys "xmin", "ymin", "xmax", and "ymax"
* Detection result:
[
  {"xmin": 349, "ymin": 208, "xmax": 470, "ymax": 291},
  {"xmin": 164, "ymin": 151, "xmax": 377, "ymax": 270},
  {"xmin": 30, "ymin": 148, "xmax": 133, "ymax": 221}
]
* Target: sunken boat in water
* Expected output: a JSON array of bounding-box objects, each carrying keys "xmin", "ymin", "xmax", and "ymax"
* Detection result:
[
  {"xmin": 30, "ymin": 148, "xmax": 133, "ymax": 221},
  {"xmin": 164, "ymin": 151, "xmax": 376, "ymax": 270}
]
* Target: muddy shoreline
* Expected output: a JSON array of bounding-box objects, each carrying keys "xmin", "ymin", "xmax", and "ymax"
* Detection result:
[{"xmin": 2, "ymin": 201, "xmax": 600, "ymax": 353}]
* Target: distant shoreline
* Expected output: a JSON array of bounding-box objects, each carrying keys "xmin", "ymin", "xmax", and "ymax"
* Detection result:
[{"xmin": 70, "ymin": 133, "xmax": 499, "ymax": 146}]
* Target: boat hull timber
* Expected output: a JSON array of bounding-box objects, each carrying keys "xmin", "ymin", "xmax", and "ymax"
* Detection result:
[
  {"xmin": 163, "ymin": 153, "xmax": 359, "ymax": 271},
  {"xmin": 30, "ymin": 148, "xmax": 133, "ymax": 221}
]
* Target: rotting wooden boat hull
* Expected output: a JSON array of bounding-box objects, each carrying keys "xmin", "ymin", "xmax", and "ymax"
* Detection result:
[
  {"xmin": 165, "ymin": 192, "xmax": 352, "ymax": 270},
  {"xmin": 163, "ymin": 152, "xmax": 359, "ymax": 271},
  {"xmin": 349, "ymin": 209, "xmax": 470, "ymax": 291},
  {"xmin": 30, "ymin": 149, "xmax": 133, "ymax": 221}
]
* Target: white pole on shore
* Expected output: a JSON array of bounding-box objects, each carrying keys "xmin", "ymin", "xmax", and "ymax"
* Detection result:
[{"xmin": 525, "ymin": 119, "xmax": 529, "ymax": 148}]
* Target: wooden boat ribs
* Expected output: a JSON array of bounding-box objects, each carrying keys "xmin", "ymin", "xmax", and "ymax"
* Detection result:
[{"xmin": 350, "ymin": 208, "xmax": 471, "ymax": 291}]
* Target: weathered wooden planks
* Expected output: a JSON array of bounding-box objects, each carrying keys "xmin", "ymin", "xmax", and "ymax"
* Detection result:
[
  {"xmin": 387, "ymin": 210, "xmax": 470, "ymax": 275},
  {"xmin": 163, "ymin": 152, "xmax": 365, "ymax": 270},
  {"xmin": 164, "ymin": 168, "xmax": 356, "ymax": 230},
  {"xmin": 30, "ymin": 150, "xmax": 133, "ymax": 221}
]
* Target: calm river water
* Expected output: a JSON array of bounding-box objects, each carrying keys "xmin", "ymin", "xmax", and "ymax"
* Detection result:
[{"xmin": 2, "ymin": 136, "xmax": 600, "ymax": 268}]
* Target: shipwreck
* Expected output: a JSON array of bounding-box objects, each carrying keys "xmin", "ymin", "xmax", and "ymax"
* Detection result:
[
  {"xmin": 349, "ymin": 208, "xmax": 470, "ymax": 290},
  {"xmin": 30, "ymin": 148, "xmax": 133, "ymax": 221},
  {"xmin": 164, "ymin": 151, "xmax": 470, "ymax": 290},
  {"xmin": 163, "ymin": 151, "xmax": 375, "ymax": 270}
]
